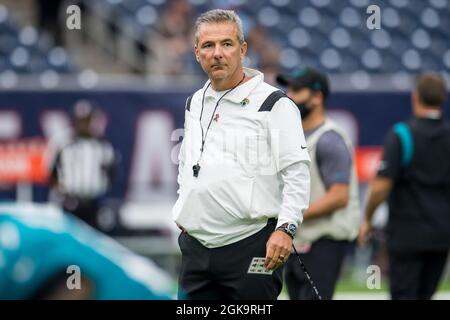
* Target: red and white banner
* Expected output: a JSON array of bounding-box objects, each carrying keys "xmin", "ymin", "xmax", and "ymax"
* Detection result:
[
  {"xmin": 355, "ymin": 146, "xmax": 383, "ymax": 183},
  {"xmin": 0, "ymin": 138, "xmax": 49, "ymax": 184}
]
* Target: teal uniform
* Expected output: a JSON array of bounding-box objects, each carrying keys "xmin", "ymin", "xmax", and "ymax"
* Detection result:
[{"xmin": 0, "ymin": 206, "xmax": 175, "ymax": 299}]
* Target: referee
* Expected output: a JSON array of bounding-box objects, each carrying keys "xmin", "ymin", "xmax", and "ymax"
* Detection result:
[{"xmin": 50, "ymin": 100, "xmax": 117, "ymax": 230}]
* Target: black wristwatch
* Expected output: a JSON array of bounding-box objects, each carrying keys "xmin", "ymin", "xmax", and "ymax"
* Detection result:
[{"xmin": 276, "ymin": 223, "xmax": 297, "ymax": 239}]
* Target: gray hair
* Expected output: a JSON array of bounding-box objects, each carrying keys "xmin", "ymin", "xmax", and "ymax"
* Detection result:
[{"xmin": 194, "ymin": 9, "xmax": 245, "ymax": 45}]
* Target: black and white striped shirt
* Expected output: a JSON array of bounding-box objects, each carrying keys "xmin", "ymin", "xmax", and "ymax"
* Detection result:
[{"xmin": 51, "ymin": 137, "xmax": 115, "ymax": 199}]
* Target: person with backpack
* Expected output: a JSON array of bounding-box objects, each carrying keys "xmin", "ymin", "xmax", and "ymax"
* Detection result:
[{"xmin": 358, "ymin": 72, "xmax": 450, "ymax": 299}]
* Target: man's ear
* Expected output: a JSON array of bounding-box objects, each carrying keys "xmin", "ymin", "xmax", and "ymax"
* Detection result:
[
  {"xmin": 316, "ymin": 92, "xmax": 325, "ymax": 106},
  {"xmin": 310, "ymin": 91, "xmax": 324, "ymax": 109},
  {"xmin": 194, "ymin": 45, "xmax": 200, "ymax": 62},
  {"xmin": 240, "ymin": 41, "xmax": 248, "ymax": 59}
]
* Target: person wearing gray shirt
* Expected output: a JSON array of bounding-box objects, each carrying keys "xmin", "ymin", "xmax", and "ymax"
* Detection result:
[{"xmin": 277, "ymin": 68, "xmax": 360, "ymax": 300}]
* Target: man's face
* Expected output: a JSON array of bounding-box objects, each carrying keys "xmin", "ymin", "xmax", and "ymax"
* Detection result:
[
  {"xmin": 287, "ymin": 87, "xmax": 323, "ymax": 120},
  {"xmin": 195, "ymin": 22, "xmax": 247, "ymax": 82},
  {"xmin": 287, "ymin": 87, "xmax": 314, "ymax": 105},
  {"xmin": 76, "ymin": 116, "xmax": 92, "ymax": 136}
]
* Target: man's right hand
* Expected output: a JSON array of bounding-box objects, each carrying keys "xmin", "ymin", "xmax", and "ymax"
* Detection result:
[
  {"xmin": 265, "ymin": 230, "xmax": 292, "ymax": 271},
  {"xmin": 357, "ymin": 220, "xmax": 373, "ymax": 247}
]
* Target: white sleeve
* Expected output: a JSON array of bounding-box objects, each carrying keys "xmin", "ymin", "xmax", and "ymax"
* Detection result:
[
  {"xmin": 176, "ymin": 109, "xmax": 189, "ymax": 195},
  {"xmin": 176, "ymin": 137, "xmax": 185, "ymax": 195},
  {"xmin": 277, "ymin": 161, "xmax": 311, "ymax": 229},
  {"xmin": 268, "ymin": 97, "xmax": 310, "ymax": 172}
]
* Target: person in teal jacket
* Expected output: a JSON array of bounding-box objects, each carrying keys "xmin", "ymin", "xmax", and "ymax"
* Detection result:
[{"xmin": 0, "ymin": 205, "xmax": 176, "ymax": 300}]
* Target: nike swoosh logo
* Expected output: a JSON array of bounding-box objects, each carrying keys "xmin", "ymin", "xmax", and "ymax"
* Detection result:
[{"xmin": 301, "ymin": 146, "xmax": 307, "ymax": 149}]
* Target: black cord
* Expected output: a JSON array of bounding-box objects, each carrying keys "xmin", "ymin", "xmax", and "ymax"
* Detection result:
[
  {"xmin": 199, "ymin": 73, "xmax": 246, "ymax": 152},
  {"xmin": 292, "ymin": 244, "xmax": 323, "ymax": 300},
  {"xmin": 193, "ymin": 73, "xmax": 246, "ymax": 177}
]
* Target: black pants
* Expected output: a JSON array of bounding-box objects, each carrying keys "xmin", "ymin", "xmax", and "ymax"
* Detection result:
[
  {"xmin": 388, "ymin": 248, "xmax": 448, "ymax": 300},
  {"xmin": 62, "ymin": 196, "xmax": 99, "ymax": 230},
  {"xmin": 284, "ymin": 237, "xmax": 349, "ymax": 300},
  {"xmin": 178, "ymin": 220, "xmax": 283, "ymax": 300}
]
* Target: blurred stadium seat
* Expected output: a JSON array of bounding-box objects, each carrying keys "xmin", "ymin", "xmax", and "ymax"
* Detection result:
[
  {"xmin": 0, "ymin": 4, "xmax": 75, "ymax": 75},
  {"xmin": 1, "ymin": 0, "xmax": 448, "ymax": 78}
]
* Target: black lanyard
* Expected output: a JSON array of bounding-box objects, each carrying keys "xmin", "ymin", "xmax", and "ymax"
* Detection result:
[{"xmin": 193, "ymin": 73, "xmax": 246, "ymax": 178}]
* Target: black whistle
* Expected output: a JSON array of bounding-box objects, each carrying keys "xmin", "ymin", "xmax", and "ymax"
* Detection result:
[{"xmin": 193, "ymin": 164, "xmax": 201, "ymax": 177}]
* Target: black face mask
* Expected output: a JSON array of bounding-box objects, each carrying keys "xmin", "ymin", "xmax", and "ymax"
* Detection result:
[
  {"xmin": 296, "ymin": 103, "xmax": 311, "ymax": 119},
  {"xmin": 295, "ymin": 95, "xmax": 314, "ymax": 120}
]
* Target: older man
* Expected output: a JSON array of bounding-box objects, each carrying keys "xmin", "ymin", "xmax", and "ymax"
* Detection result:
[{"xmin": 173, "ymin": 9, "xmax": 311, "ymax": 299}]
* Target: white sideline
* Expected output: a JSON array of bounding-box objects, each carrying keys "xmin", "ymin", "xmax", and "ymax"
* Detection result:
[{"xmin": 278, "ymin": 291, "xmax": 450, "ymax": 300}]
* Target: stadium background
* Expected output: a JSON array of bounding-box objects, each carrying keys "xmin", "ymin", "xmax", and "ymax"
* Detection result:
[{"xmin": 0, "ymin": 0, "xmax": 449, "ymax": 298}]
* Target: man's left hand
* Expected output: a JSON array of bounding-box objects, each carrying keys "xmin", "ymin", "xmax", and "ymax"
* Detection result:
[{"xmin": 265, "ymin": 231, "xmax": 292, "ymax": 270}]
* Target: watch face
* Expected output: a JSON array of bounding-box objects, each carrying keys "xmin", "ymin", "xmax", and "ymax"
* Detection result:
[{"xmin": 288, "ymin": 224, "xmax": 297, "ymax": 235}]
